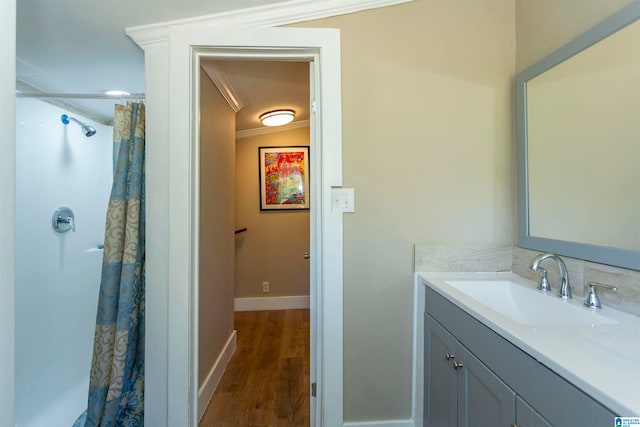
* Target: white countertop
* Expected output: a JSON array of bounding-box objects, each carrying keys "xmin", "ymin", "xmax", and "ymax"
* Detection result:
[{"xmin": 419, "ymin": 271, "xmax": 640, "ymax": 416}]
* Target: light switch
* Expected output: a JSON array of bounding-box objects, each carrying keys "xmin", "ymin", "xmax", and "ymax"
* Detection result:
[{"xmin": 331, "ymin": 187, "xmax": 355, "ymax": 213}]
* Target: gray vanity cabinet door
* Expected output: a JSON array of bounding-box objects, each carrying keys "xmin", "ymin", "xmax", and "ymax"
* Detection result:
[
  {"xmin": 457, "ymin": 345, "xmax": 515, "ymax": 427},
  {"xmin": 516, "ymin": 396, "xmax": 552, "ymax": 427},
  {"xmin": 424, "ymin": 314, "xmax": 458, "ymax": 427}
]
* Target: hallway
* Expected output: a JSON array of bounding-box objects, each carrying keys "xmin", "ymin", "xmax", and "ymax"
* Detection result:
[{"xmin": 200, "ymin": 309, "xmax": 310, "ymax": 427}]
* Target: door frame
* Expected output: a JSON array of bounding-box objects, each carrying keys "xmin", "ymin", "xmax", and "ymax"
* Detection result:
[
  {"xmin": 0, "ymin": 1, "xmax": 16, "ymax": 426},
  {"xmin": 194, "ymin": 46, "xmax": 324, "ymax": 426},
  {"xmin": 128, "ymin": 26, "xmax": 344, "ymax": 426}
]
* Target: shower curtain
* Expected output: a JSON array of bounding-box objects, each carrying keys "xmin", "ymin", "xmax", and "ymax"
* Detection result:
[{"xmin": 74, "ymin": 101, "xmax": 145, "ymax": 427}]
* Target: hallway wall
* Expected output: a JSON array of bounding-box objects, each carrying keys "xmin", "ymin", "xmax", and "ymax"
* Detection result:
[
  {"xmin": 235, "ymin": 126, "xmax": 310, "ymax": 299},
  {"xmin": 198, "ymin": 69, "xmax": 236, "ymax": 387}
]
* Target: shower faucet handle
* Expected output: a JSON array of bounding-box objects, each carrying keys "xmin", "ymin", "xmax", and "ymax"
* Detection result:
[
  {"xmin": 52, "ymin": 207, "xmax": 75, "ymax": 233},
  {"xmin": 56, "ymin": 215, "xmax": 75, "ymax": 232}
]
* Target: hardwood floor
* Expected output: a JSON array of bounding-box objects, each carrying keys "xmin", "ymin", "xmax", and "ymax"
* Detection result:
[{"xmin": 200, "ymin": 309, "xmax": 310, "ymax": 427}]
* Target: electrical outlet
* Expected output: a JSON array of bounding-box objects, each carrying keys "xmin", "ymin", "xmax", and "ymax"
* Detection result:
[{"xmin": 262, "ymin": 281, "xmax": 270, "ymax": 293}]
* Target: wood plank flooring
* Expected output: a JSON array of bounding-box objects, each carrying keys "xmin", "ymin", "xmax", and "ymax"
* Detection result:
[{"xmin": 200, "ymin": 309, "xmax": 310, "ymax": 427}]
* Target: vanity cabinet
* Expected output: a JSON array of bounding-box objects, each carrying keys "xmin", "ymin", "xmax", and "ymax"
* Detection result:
[
  {"xmin": 424, "ymin": 313, "xmax": 457, "ymax": 427},
  {"xmin": 424, "ymin": 285, "xmax": 616, "ymax": 427},
  {"xmin": 425, "ymin": 314, "xmax": 515, "ymax": 427},
  {"xmin": 516, "ymin": 396, "xmax": 552, "ymax": 427}
]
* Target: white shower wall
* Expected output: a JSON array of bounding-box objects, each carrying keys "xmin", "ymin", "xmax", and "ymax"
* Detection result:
[{"xmin": 15, "ymin": 99, "xmax": 113, "ymax": 427}]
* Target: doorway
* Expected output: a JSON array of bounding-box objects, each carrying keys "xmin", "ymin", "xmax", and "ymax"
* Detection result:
[
  {"xmin": 130, "ymin": 26, "xmax": 344, "ymax": 426},
  {"xmin": 197, "ymin": 57, "xmax": 312, "ymax": 425}
]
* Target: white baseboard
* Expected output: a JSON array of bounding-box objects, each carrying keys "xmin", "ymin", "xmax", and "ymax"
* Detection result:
[
  {"xmin": 234, "ymin": 295, "xmax": 310, "ymax": 311},
  {"xmin": 344, "ymin": 420, "xmax": 415, "ymax": 427},
  {"xmin": 197, "ymin": 330, "xmax": 237, "ymax": 421}
]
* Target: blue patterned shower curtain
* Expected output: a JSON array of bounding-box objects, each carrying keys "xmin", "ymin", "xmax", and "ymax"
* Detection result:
[{"xmin": 74, "ymin": 101, "xmax": 145, "ymax": 427}]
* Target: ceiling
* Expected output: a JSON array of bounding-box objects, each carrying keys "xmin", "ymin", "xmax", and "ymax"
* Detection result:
[
  {"xmin": 15, "ymin": 0, "xmax": 308, "ymax": 129},
  {"xmin": 203, "ymin": 60, "xmax": 310, "ymax": 131}
]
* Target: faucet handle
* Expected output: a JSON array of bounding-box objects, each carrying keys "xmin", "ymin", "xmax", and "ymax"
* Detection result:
[
  {"xmin": 584, "ymin": 282, "xmax": 618, "ymax": 309},
  {"xmin": 536, "ymin": 267, "xmax": 551, "ymax": 292}
]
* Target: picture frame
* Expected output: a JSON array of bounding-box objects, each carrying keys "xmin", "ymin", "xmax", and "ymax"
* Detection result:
[{"xmin": 258, "ymin": 146, "xmax": 310, "ymax": 210}]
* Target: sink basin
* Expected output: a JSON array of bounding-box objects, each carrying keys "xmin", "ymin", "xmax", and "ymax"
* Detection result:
[{"xmin": 445, "ymin": 280, "xmax": 617, "ymax": 326}]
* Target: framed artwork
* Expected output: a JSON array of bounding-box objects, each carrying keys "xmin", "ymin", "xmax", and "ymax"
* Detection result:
[{"xmin": 258, "ymin": 146, "xmax": 310, "ymax": 210}]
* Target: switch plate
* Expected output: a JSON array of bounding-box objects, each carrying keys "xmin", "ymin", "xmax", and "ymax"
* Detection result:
[{"xmin": 331, "ymin": 188, "xmax": 355, "ymax": 213}]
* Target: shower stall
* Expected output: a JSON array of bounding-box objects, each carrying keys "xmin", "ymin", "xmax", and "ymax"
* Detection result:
[{"xmin": 15, "ymin": 98, "xmax": 113, "ymax": 427}]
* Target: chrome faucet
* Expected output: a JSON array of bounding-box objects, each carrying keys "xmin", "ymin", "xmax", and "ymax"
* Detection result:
[
  {"xmin": 529, "ymin": 253, "xmax": 572, "ymax": 299},
  {"xmin": 584, "ymin": 282, "xmax": 618, "ymax": 309}
]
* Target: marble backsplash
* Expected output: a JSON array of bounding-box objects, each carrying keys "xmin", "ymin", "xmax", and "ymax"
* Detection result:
[
  {"xmin": 414, "ymin": 244, "xmax": 640, "ymax": 317},
  {"xmin": 513, "ymin": 246, "xmax": 640, "ymax": 317},
  {"xmin": 414, "ymin": 243, "xmax": 512, "ymax": 273}
]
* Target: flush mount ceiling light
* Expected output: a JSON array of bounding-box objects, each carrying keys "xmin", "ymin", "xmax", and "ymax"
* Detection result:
[{"xmin": 260, "ymin": 109, "xmax": 295, "ymax": 127}]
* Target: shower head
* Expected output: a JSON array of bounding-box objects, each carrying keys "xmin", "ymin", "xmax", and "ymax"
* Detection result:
[{"xmin": 61, "ymin": 114, "xmax": 97, "ymax": 137}]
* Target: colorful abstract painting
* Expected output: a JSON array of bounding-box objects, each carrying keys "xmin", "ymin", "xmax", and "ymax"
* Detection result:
[{"xmin": 259, "ymin": 146, "xmax": 310, "ymax": 210}]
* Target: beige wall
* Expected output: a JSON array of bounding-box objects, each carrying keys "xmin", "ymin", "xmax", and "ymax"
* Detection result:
[
  {"xmin": 292, "ymin": 0, "xmax": 515, "ymax": 420},
  {"xmin": 198, "ymin": 69, "xmax": 236, "ymax": 386},
  {"xmin": 235, "ymin": 127, "xmax": 310, "ymax": 298},
  {"xmin": 195, "ymin": 0, "xmax": 640, "ymax": 422},
  {"xmin": 516, "ymin": 0, "xmax": 634, "ymax": 72}
]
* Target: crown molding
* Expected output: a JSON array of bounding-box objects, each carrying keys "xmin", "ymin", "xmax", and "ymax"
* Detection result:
[
  {"xmin": 126, "ymin": 0, "xmax": 413, "ymax": 46},
  {"xmin": 236, "ymin": 119, "xmax": 310, "ymax": 139},
  {"xmin": 200, "ymin": 63, "xmax": 244, "ymax": 113},
  {"xmin": 125, "ymin": 26, "xmax": 170, "ymax": 48}
]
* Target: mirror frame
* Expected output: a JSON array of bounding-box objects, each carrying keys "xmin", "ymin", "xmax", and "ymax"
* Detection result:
[{"xmin": 516, "ymin": 0, "xmax": 640, "ymax": 271}]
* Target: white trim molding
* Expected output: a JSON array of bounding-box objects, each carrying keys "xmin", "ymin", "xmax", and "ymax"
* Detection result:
[
  {"xmin": 344, "ymin": 420, "xmax": 415, "ymax": 427},
  {"xmin": 126, "ymin": 0, "xmax": 414, "ymax": 42},
  {"xmin": 236, "ymin": 119, "xmax": 310, "ymax": 139},
  {"xmin": 235, "ymin": 295, "xmax": 310, "ymax": 311},
  {"xmin": 197, "ymin": 331, "xmax": 237, "ymax": 422},
  {"xmin": 0, "ymin": 1, "xmax": 16, "ymax": 426},
  {"xmin": 128, "ymin": 26, "xmax": 344, "ymax": 427},
  {"xmin": 200, "ymin": 63, "xmax": 244, "ymax": 113}
]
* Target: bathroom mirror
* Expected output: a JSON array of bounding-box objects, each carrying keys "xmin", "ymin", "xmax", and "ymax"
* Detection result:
[{"xmin": 516, "ymin": 1, "xmax": 640, "ymax": 271}]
